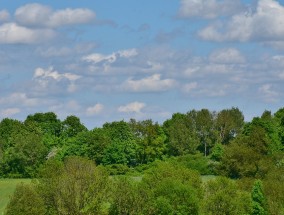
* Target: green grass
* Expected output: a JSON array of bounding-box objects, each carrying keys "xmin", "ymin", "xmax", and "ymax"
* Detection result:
[
  {"xmin": 0, "ymin": 179, "xmax": 31, "ymax": 215},
  {"xmin": 201, "ymin": 175, "xmax": 217, "ymax": 182}
]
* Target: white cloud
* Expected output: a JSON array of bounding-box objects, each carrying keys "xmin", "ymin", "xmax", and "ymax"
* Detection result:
[
  {"xmin": 86, "ymin": 104, "xmax": 104, "ymax": 115},
  {"xmin": 0, "ymin": 93, "xmax": 39, "ymax": 107},
  {"xmin": 0, "ymin": 10, "xmax": 10, "ymax": 22},
  {"xmin": 118, "ymin": 102, "xmax": 146, "ymax": 113},
  {"xmin": 258, "ymin": 84, "xmax": 279, "ymax": 102},
  {"xmin": 82, "ymin": 48, "xmax": 138, "ymax": 64},
  {"xmin": 123, "ymin": 74, "xmax": 176, "ymax": 92},
  {"xmin": 179, "ymin": 0, "xmax": 244, "ymax": 19},
  {"xmin": 209, "ymin": 48, "xmax": 245, "ymax": 64},
  {"xmin": 15, "ymin": 3, "xmax": 95, "ymax": 28},
  {"xmin": 32, "ymin": 67, "xmax": 81, "ymax": 94},
  {"xmin": 199, "ymin": 0, "xmax": 284, "ymax": 42},
  {"xmin": 0, "ymin": 23, "xmax": 56, "ymax": 44},
  {"xmin": 34, "ymin": 67, "xmax": 81, "ymax": 81},
  {"xmin": 0, "ymin": 108, "xmax": 21, "ymax": 117}
]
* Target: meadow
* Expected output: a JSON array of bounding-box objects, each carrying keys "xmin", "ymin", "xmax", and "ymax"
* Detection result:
[{"xmin": 0, "ymin": 179, "xmax": 31, "ymax": 215}]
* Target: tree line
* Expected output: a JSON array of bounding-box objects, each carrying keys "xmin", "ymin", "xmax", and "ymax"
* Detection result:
[{"xmin": 1, "ymin": 107, "xmax": 284, "ymax": 214}]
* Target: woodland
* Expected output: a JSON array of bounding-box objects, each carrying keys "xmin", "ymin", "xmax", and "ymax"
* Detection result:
[{"xmin": 1, "ymin": 107, "xmax": 284, "ymax": 214}]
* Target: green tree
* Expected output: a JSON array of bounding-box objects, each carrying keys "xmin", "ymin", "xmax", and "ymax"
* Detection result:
[
  {"xmin": 1, "ymin": 121, "xmax": 47, "ymax": 178},
  {"xmin": 187, "ymin": 109, "xmax": 216, "ymax": 157},
  {"xmin": 219, "ymin": 126, "xmax": 274, "ymax": 179},
  {"xmin": 0, "ymin": 118, "xmax": 24, "ymax": 150},
  {"xmin": 264, "ymin": 166, "xmax": 284, "ymax": 215},
  {"xmin": 102, "ymin": 121, "xmax": 138, "ymax": 166},
  {"xmin": 210, "ymin": 143, "xmax": 224, "ymax": 161},
  {"xmin": 163, "ymin": 113, "xmax": 199, "ymax": 156},
  {"xmin": 38, "ymin": 157, "xmax": 110, "ymax": 215},
  {"xmin": 5, "ymin": 183, "xmax": 46, "ymax": 215},
  {"xmin": 62, "ymin": 115, "xmax": 87, "ymax": 138},
  {"xmin": 25, "ymin": 112, "xmax": 62, "ymax": 137},
  {"xmin": 129, "ymin": 119, "xmax": 166, "ymax": 164},
  {"xmin": 202, "ymin": 177, "xmax": 252, "ymax": 215},
  {"xmin": 251, "ymin": 180, "xmax": 268, "ymax": 215},
  {"xmin": 216, "ymin": 107, "xmax": 244, "ymax": 144},
  {"xmin": 141, "ymin": 161, "xmax": 202, "ymax": 214},
  {"xmin": 109, "ymin": 176, "xmax": 148, "ymax": 215}
]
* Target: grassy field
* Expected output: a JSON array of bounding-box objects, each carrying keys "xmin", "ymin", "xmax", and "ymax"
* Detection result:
[{"xmin": 0, "ymin": 179, "xmax": 31, "ymax": 215}]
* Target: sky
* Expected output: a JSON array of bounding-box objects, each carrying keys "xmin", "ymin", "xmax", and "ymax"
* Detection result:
[{"xmin": 0, "ymin": 0, "xmax": 284, "ymax": 128}]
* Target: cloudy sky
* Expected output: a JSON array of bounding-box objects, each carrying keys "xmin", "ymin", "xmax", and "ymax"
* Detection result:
[{"xmin": 0, "ymin": 0, "xmax": 284, "ymax": 128}]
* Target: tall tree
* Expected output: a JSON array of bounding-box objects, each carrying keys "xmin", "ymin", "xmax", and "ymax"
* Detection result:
[
  {"xmin": 102, "ymin": 121, "xmax": 137, "ymax": 166},
  {"xmin": 62, "ymin": 115, "xmax": 87, "ymax": 138},
  {"xmin": 163, "ymin": 113, "xmax": 199, "ymax": 156},
  {"xmin": 251, "ymin": 180, "xmax": 268, "ymax": 215},
  {"xmin": 216, "ymin": 107, "xmax": 244, "ymax": 144},
  {"xmin": 188, "ymin": 109, "xmax": 216, "ymax": 156},
  {"xmin": 25, "ymin": 112, "xmax": 62, "ymax": 137},
  {"xmin": 129, "ymin": 119, "xmax": 166, "ymax": 164}
]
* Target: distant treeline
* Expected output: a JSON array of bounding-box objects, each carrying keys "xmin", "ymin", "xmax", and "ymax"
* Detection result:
[{"xmin": 1, "ymin": 107, "xmax": 284, "ymax": 214}]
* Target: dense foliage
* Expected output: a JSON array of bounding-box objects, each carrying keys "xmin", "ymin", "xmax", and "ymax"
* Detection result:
[{"xmin": 1, "ymin": 107, "xmax": 284, "ymax": 214}]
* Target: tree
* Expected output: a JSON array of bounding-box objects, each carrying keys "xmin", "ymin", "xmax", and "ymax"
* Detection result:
[
  {"xmin": 5, "ymin": 183, "xmax": 46, "ymax": 215},
  {"xmin": 263, "ymin": 166, "xmax": 284, "ymax": 215},
  {"xmin": 129, "ymin": 119, "xmax": 166, "ymax": 164},
  {"xmin": 141, "ymin": 161, "xmax": 202, "ymax": 215},
  {"xmin": 1, "ymin": 121, "xmax": 47, "ymax": 178},
  {"xmin": 251, "ymin": 180, "xmax": 268, "ymax": 215},
  {"xmin": 216, "ymin": 107, "xmax": 244, "ymax": 144},
  {"xmin": 62, "ymin": 115, "xmax": 87, "ymax": 138},
  {"xmin": 102, "ymin": 121, "xmax": 138, "ymax": 166},
  {"xmin": 188, "ymin": 109, "xmax": 216, "ymax": 157},
  {"xmin": 274, "ymin": 108, "xmax": 284, "ymax": 147},
  {"xmin": 219, "ymin": 125, "xmax": 275, "ymax": 179},
  {"xmin": 0, "ymin": 118, "xmax": 24, "ymax": 150},
  {"xmin": 25, "ymin": 112, "xmax": 62, "ymax": 137},
  {"xmin": 163, "ymin": 113, "xmax": 199, "ymax": 156},
  {"xmin": 38, "ymin": 157, "xmax": 110, "ymax": 215},
  {"xmin": 202, "ymin": 177, "xmax": 252, "ymax": 215},
  {"xmin": 109, "ymin": 176, "xmax": 147, "ymax": 215}
]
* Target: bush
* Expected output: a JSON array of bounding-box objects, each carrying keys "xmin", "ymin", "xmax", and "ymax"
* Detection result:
[
  {"xmin": 5, "ymin": 183, "xmax": 46, "ymax": 215},
  {"xmin": 167, "ymin": 153, "xmax": 214, "ymax": 175}
]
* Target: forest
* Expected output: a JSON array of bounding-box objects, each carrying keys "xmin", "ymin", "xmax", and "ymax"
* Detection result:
[{"xmin": 1, "ymin": 107, "xmax": 284, "ymax": 214}]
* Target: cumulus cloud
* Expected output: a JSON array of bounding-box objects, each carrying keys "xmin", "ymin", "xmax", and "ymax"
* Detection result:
[
  {"xmin": 258, "ymin": 84, "xmax": 279, "ymax": 102},
  {"xmin": 83, "ymin": 48, "xmax": 138, "ymax": 64},
  {"xmin": 34, "ymin": 67, "xmax": 81, "ymax": 81},
  {"xmin": 179, "ymin": 0, "xmax": 244, "ymax": 19},
  {"xmin": 15, "ymin": 3, "xmax": 95, "ymax": 28},
  {"xmin": 86, "ymin": 103, "xmax": 104, "ymax": 115},
  {"xmin": 199, "ymin": 0, "xmax": 284, "ymax": 42},
  {"xmin": 0, "ymin": 108, "xmax": 21, "ymax": 117},
  {"xmin": 118, "ymin": 102, "xmax": 146, "ymax": 113},
  {"xmin": 0, "ymin": 23, "xmax": 56, "ymax": 44},
  {"xmin": 123, "ymin": 74, "xmax": 176, "ymax": 92},
  {"xmin": 209, "ymin": 48, "xmax": 245, "ymax": 64},
  {"xmin": 32, "ymin": 67, "xmax": 81, "ymax": 94},
  {"xmin": 0, "ymin": 93, "xmax": 39, "ymax": 107}
]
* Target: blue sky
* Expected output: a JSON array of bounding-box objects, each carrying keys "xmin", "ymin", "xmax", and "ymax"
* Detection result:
[{"xmin": 0, "ymin": 0, "xmax": 284, "ymax": 128}]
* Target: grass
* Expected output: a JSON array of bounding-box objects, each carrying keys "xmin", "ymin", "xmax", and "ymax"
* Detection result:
[
  {"xmin": 0, "ymin": 179, "xmax": 31, "ymax": 215},
  {"xmin": 201, "ymin": 175, "xmax": 217, "ymax": 182}
]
